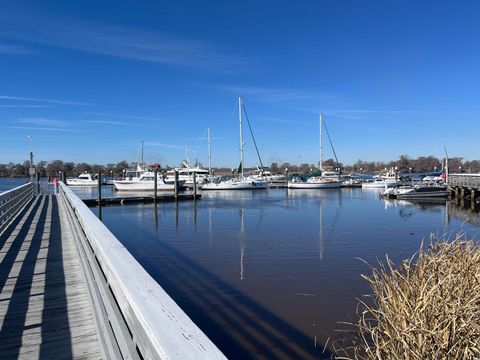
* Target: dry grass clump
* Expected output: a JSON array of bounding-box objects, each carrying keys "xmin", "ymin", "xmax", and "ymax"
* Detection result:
[{"xmin": 338, "ymin": 236, "xmax": 480, "ymax": 359}]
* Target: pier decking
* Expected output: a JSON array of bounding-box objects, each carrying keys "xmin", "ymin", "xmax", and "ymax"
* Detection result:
[
  {"xmin": 448, "ymin": 173, "xmax": 480, "ymax": 209},
  {"xmin": 0, "ymin": 194, "xmax": 102, "ymax": 358},
  {"xmin": 0, "ymin": 183, "xmax": 225, "ymax": 360}
]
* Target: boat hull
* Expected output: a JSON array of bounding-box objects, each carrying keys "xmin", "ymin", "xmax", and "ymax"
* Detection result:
[
  {"xmin": 362, "ymin": 181, "xmax": 398, "ymax": 188},
  {"xmin": 113, "ymin": 181, "xmax": 177, "ymax": 191},
  {"xmin": 288, "ymin": 181, "xmax": 341, "ymax": 189},
  {"xmin": 202, "ymin": 180, "xmax": 268, "ymax": 190},
  {"xmin": 396, "ymin": 190, "xmax": 448, "ymax": 199},
  {"xmin": 66, "ymin": 180, "xmax": 98, "ymax": 186}
]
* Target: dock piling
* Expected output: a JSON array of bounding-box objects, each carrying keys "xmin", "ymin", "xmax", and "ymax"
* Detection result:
[
  {"xmin": 193, "ymin": 171, "xmax": 197, "ymax": 198},
  {"xmin": 36, "ymin": 172, "xmax": 40, "ymax": 195},
  {"xmin": 174, "ymin": 170, "xmax": 179, "ymax": 199},
  {"xmin": 98, "ymin": 170, "xmax": 102, "ymax": 220},
  {"xmin": 154, "ymin": 168, "xmax": 158, "ymax": 204}
]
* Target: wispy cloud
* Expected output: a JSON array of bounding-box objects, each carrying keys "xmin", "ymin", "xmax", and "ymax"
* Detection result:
[
  {"xmin": 0, "ymin": 43, "xmax": 36, "ymax": 55},
  {"xmin": 85, "ymin": 112, "xmax": 164, "ymax": 122},
  {"xmin": 185, "ymin": 136, "xmax": 225, "ymax": 141},
  {"xmin": 0, "ymin": 95, "xmax": 93, "ymax": 106},
  {"xmin": 0, "ymin": 5, "xmax": 253, "ymax": 70},
  {"xmin": 0, "ymin": 104, "xmax": 51, "ymax": 108},
  {"xmin": 8, "ymin": 126, "xmax": 78, "ymax": 132},
  {"xmin": 258, "ymin": 117, "xmax": 307, "ymax": 125},
  {"xmin": 207, "ymin": 84, "xmax": 333, "ymax": 103},
  {"xmin": 17, "ymin": 118, "xmax": 68, "ymax": 126},
  {"xmin": 321, "ymin": 109, "xmax": 431, "ymax": 120},
  {"xmin": 143, "ymin": 142, "xmax": 184, "ymax": 150},
  {"xmin": 86, "ymin": 120, "xmax": 127, "ymax": 125}
]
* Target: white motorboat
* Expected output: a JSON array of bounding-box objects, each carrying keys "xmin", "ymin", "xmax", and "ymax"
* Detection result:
[
  {"xmin": 113, "ymin": 171, "xmax": 186, "ymax": 191},
  {"xmin": 66, "ymin": 172, "xmax": 100, "ymax": 186},
  {"xmin": 202, "ymin": 177, "xmax": 268, "ymax": 190},
  {"xmin": 341, "ymin": 173, "xmax": 363, "ymax": 187},
  {"xmin": 248, "ymin": 169, "xmax": 286, "ymax": 185},
  {"xmin": 202, "ymin": 97, "xmax": 268, "ymax": 191},
  {"xmin": 362, "ymin": 168, "xmax": 399, "ymax": 188},
  {"xmin": 165, "ymin": 160, "xmax": 210, "ymax": 188},
  {"xmin": 288, "ymin": 176, "xmax": 341, "ymax": 189},
  {"xmin": 383, "ymin": 184, "xmax": 448, "ymax": 199}
]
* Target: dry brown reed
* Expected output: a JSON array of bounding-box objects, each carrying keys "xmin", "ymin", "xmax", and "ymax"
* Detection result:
[{"xmin": 336, "ymin": 235, "xmax": 480, "ymax": 360}]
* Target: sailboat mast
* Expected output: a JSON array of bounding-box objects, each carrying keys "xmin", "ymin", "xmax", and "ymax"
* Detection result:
[
  {"xmin": 239, "ymin": 97, "xmax": 244, "ymax": 178},
  {"xmin": 141, "ymin": 140, "xmax": 144, "ymax": 166},
  {"xmin": 319, "ymin": 114, "xmax": 323, "ymax": 172},
  {"xmin": 208, "ymin": 127, "xmax": 212, "ymax": 175},
  {"xmin": 443, "ymin": 138, "xmax": 449, "ymax": 186}
]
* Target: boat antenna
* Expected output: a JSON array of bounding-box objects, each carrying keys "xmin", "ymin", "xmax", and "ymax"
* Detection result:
[
  {"xmin": 242, "ymin": 102, "xmax": 264, "ymax": 170},
  {"xmin": 208, "ymin": 127, "xmax": 212, "ymax": 175},
  {"xmin": 322, "ymin": 117, "xmax": 341, "ymax": 172},
  {"xmin": 238, "ymin": 97, "xmax": 244, "ymax": 179}
]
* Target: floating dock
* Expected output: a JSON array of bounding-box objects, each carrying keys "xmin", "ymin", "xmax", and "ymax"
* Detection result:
[{"xmin": 82, "ymin": 193, "xmax": 201, "ymax": 207}]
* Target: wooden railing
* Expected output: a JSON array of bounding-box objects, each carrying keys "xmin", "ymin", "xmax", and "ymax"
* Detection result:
[
  {"xmin": 0, "ymin": 182, "xmax": 34, "ymax": 233},
  {"xmin": 448, "ymin": 173, "xmax": 480, "ymax": 189},
  {"xmin": 58, "ymin": 182, "xmax": 226, "ymax": 360}
]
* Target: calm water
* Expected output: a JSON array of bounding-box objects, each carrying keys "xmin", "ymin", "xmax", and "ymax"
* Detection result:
[
  {"xmin": 81, "ymin": 187, "xmax": 479, "ymax": 359},
  {"xmin": 0, "ymin": 178, "xmax": 30, "ymax": 192},
  {"xmin": 3, "ymin": 179, "xmax": 479, "ymax": 358}
]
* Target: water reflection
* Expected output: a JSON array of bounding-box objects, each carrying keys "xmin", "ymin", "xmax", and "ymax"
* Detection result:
[{"xmin": 96, "ymin": 188, "xmax": 479, "ymax": 358}]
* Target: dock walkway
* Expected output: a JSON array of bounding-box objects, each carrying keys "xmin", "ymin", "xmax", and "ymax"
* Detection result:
[
  {"xmin": 0, "ymin": 194, "xmax": 102, "ymax": 359},
  {"xmin": 0, "ymin": 182, "xmax": 225, "ymax": 360}
]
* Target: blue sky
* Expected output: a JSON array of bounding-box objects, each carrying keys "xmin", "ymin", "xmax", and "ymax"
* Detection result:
[{"xmin": 1, "ymin": 0, "xmax": 479, "ymax": 168}]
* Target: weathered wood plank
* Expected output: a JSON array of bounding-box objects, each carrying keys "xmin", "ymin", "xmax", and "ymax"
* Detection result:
[{"xmin": 0, "ymin": 194, "xmax": 103, "ymax": 359}]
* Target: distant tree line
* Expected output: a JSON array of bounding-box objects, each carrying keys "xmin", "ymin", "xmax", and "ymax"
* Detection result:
[
  {"xmin": 1, "ymin": 155, "xmax": 479, "ymax": 178},
  {"xmin": 270, "ymin": 155, "xmax": 480, "ymax": 174},
  {"xmin": 0, "ymin": 160, "xmax": 132, "ymax": 178}
]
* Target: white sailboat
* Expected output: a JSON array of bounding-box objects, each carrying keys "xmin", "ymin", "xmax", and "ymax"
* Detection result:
[
  {"xmin": 288, "ymin": 114, "xmax": 342, "ymax": 189},
  {"xmin": 202, "ymin": 97, "xmax": 268, "ymax": 190}
]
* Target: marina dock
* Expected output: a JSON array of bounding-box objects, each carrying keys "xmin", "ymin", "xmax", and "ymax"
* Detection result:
[
  {"xmin": 448, "ymin": 173, "xmax": 480, "ymax": 209},
  {"xmin": 82, "ymin": 193, "xmax": 201, "ymax": 207},
  {"xmin": 0, "ymin": 182, "xmax": 225, "ymax": 359}
]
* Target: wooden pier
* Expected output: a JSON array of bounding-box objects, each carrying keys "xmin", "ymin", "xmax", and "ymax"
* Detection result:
[
  {"xmin": 0, "ymin": 194, "xmax": 102, "ymax": 358},
  {"xmin": 0, "ymin": 182, "xmax": 225, "ymax": 360},
  {"xmin": 448, "ymin": 173, "xmax": 480, "ymax": 209}
]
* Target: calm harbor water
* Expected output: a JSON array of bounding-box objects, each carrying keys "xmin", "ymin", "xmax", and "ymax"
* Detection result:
[
  {"xmin": 2, "ymin": 179, "xmax": 479, "ymax": 358},
  {"xmin": 82, "ymin": 186, "xmax": 478, "ymax": 358},
  {"xmin": 0, "ymin": 178, "xmax": 30, "ymax": 192}
]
